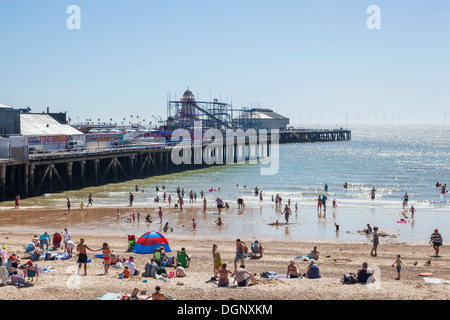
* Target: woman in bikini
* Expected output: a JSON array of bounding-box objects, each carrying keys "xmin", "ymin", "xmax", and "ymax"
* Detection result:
[
  {"xmin": 95, "ymin": 243, "xmax": 112, "ymax": 274},
  {"xmin": 287, "ymin": 261, "xmax": 300, "ymax": 278}
]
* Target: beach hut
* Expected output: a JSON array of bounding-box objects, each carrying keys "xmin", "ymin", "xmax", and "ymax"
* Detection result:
[{"xmin": 132, "ymin": 231, "xmax": 171, "ymax": 254}]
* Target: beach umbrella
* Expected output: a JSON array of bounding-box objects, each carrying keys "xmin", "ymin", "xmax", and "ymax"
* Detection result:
[{"xmin": 132, "ymin": 231, "xmax": 171, "ymax": 254}]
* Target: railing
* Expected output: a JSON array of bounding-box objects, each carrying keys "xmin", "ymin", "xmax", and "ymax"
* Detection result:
[{"xmin": 28, "ymin": 144, "xmax": 169, "ymax": 161}]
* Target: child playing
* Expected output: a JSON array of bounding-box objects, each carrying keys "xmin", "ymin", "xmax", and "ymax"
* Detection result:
[
  {"xmin": 123, "ymin": 265, "xmax": 131, "ymax": 278},
  {"xmin": 192, "ymin": 219, "xmax": 197, "ymax": 231},
  {"xmin": 393, "ymin": 254, "xmax": 402, "ymax": 280}
]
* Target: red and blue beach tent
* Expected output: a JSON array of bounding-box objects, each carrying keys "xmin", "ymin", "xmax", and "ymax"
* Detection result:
[{"xmin": 132, "ymin": 231, "xmax": 171, "ymax": 254}]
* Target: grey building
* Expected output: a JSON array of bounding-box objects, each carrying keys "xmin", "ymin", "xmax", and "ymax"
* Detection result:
[{"xmin": 233, "ymin": 108, "xmax": 290, "ymax": 131}]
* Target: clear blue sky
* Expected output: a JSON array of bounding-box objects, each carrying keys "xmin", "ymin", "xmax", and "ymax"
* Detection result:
[{"xmin": 1, "ymin": 0, "xmax": 449, "ymax": 125}]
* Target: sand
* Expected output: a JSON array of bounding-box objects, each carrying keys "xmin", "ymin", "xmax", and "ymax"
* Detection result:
[{"xmin": 0, "ymin": 207, "xmax": 448, "ymax": 300}]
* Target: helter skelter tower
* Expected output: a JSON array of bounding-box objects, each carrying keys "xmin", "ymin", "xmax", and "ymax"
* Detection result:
[
  {"xmin": 167, "ymin": 88, "xmax": 234, "ymax": 130},
  {"xmin": 179, "ymin": 89, "xmax": 197, "ymax": 126}
]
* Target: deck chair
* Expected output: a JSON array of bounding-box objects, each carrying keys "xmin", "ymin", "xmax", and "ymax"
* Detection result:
[
  {"xmin": 177, "ymin": 250, "xmax": 188, "ymax": 268},
  {"xmin": 250, "ymin": 242, "xmax": 263, "ymax": 258},
  {"xmin": 26, "ymin": 268, "xmax": 38, "ymax": 283},
  {"xmin": 127, "ymin": 235, "xmax": 136, "ymax": 252},
  {"xmin": 52, "ymin": 233, "xmax": 62, "ymax": 250},
  {"xmin": 153, "ymin": 249, "xmax": 163, "ymax": 266}
]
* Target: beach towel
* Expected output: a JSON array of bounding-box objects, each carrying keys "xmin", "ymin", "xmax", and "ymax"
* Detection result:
[
  {"xmin": 97, "ymin": 292, "xmax": 122, "ymax": 300},
  {"xmin": 424, "ymin": 278, "xmax": 443, "ymax": 284},
  {"xmin": 214, "ymin": 252, "xmax": 223, "ymax": 270}
]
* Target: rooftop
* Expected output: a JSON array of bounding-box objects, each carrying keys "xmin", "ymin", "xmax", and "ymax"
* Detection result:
[{"xmin": 20, "ymin": 113, "xmax": 83, "ymax": 136}]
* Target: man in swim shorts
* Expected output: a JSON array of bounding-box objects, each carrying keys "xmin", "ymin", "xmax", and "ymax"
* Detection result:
[
  {"xmin": 76, "ymin": 238, "xmax": 94, "ymax": 275},
  {"xmin": 233, "ymin": 264, "xmax": 259, "ymax": 286},
  {"xmin": 283, "ymin": 205, "xmax": 291, "ymax": 224}
]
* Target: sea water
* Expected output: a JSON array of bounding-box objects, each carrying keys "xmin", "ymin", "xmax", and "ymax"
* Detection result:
[{"xmin": 1, "ymin": 124, "xmax": 449, "ymax": 243}]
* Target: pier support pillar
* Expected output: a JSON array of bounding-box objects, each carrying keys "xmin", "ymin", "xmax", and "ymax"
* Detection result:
[
  {"xmin": 113, "ymin": 157, "xmax": 118, "ymax": 183},
  {"xmin": 9, "ymin": 165, "xmax": 16, "ymax": 197},
  {"xmin": 80, "ymin": 161, "xmax": 85, "ymax": 187},
  {"xmin": 93, "ymin": 159, "xmax": 99, "ymax": 186},
  {"xmin": 49, "ymin": 164, "xmax": 53, "ymax": 193},
  {"xmin": 0, "ymin": 165, "xmax": 5, "ymax": 201},
  {"xmin": 29, "ymin": 164, "xmax": 35, "ymax": 197},
  {"xmin": 130, "ymin": 155, "xmax": 134, "ymax": 179},
  {"xmin": 66, "ymin": 162, "xmax": 73, "ymax": 189},
  {"xmin": 24, "ymin": 163, "xmax": 29, "ymax": 198}
]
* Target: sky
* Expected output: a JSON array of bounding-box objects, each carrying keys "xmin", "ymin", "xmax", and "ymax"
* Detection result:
[{"xmin": 0, "ymin": 0, "xmax": 449, "ymax": 126}]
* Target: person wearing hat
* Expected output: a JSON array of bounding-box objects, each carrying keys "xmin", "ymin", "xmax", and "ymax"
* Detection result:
[
  {"xmin": 3, "ymin": 255, "xmax": 19, "ymax": 276},
  {"xmin": 305, "ymin": 259, "xmax": 321, "ymax": 279}
]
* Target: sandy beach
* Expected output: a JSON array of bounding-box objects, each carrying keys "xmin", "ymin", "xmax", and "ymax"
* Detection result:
[{"xmin": 0, "ymin": 207, "xmax": 448, "ymax": 300}]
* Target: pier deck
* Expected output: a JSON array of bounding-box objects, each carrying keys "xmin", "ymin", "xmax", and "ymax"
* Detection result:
[{"xmin": 0, "ymin": 129, "xmax": 350, "ymax": 202}]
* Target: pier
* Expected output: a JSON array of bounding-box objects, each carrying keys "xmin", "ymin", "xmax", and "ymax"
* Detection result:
[{"xmin": 0, "ymin": 128, "xmax": 350, "ymax": 202}]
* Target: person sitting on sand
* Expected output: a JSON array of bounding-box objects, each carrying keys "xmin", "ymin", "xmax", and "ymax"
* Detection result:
[
  {"xmin": 310, "ymin": 246, "xmax": 320, "ymax": 260},
  {"xmin": 287, "ymin": 261, "xmax": 300, "ymax": 278},
  {"xmin": 143, "ymin": 258, "xmax": 159, "ymax": 278},
  {"xmin": 152, "ymin": 286, "xmax": 166, "ymax": 300},
  {"xmin": 233, "ymin": 264, "xmax": 259, "ymax": 287},
  {"xmin": 121, "ymin": 288, "xmax": 147, "ymax": 300},
  {"xmin": 175, "ymin": 263, "xmax": 186, "ymax": 277},
  {"xmin": 123, "ymin": 265, "xmax": 131, "ymax": 278},
  {"xmin": 163, "ymin": 222, "xmax": 171, "ymax": 232},
  {"xmin": 305, "ymin": 260, "xmax": 321, "ymax": 279},
  {"xmin": 124, "ymin": 256, "xmax": 140, "ymax": 276},
  {"xmin": 110, "ymin": 251, "xmax": 120, "ymax": 265},
  {"xmin": 216, "ymin": 263, "xmax": 233, "ymax": 287},
  {"xmin": 357, "ymin": 262, "xmax": 374, "ymax": 283}
]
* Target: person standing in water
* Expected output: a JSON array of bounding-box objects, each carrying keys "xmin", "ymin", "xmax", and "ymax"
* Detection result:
[
  {"xmin": 67, "ymin": 198, "xmax": 71, "ymax": 214},
  {"xmin": 158, "ymin": 207, "xmax": 163, "ymax": 224},
  {"xmin": 87, "ymin": 193, "xmax": 93, "ymax": 207},
  {"xmin": 402, "ymin": 193, "xmax": 409, "ymax": 209},
  {"xmin": 15, "ymin": 195, "xmax": 20, "ymax": 209},
  {"xmin": 322, "ymin": 194, "xmax": 327, "ymax": 212},
  {"xmin": 283, "ymin": 205, "xmax": 291, "ymax": 224},
  {"xmin": 371, "ymin": 187, "xmax": 376, "ymax": 200},
  {"xmin": 317, "ymin": 195, "xmax": 322, "ymax": 213},
  {"xmin": 410, "ymin": 205, "xmax": 416, "ymax": 218},
  {"xmin": 129, "ymin": 192, "xmax": 134, "ymax": 207}
]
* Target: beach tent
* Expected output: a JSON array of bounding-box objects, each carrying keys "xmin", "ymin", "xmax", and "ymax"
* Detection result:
[{"xmin": 132, "ymin": 231, "xmax": 171, "ymax": 254}]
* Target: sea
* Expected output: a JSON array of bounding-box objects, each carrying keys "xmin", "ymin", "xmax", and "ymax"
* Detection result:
[{"xmin": 1, "ymin": 124, "xmax": 449, "ymax": 244}]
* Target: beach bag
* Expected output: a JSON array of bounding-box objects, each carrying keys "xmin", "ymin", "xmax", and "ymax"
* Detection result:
[
  {"xmin": 10, "ymin": 274, "xmax": 25, "ymax": 285},
  {"xmin": 342, "ymin": 273, "xmax": 358, "ymax": 284},
  {"xmin": 157, "ymin": 266, "xmax": 167, "ymax": 275}
]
